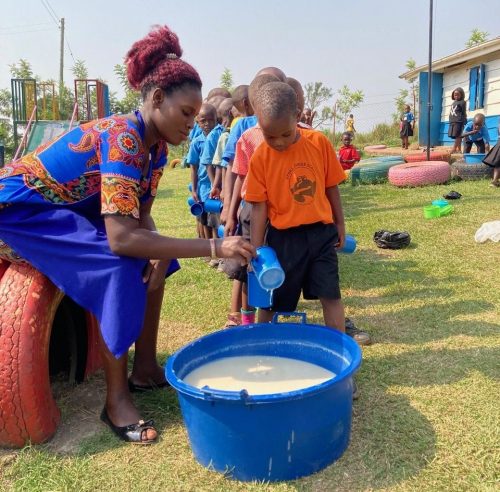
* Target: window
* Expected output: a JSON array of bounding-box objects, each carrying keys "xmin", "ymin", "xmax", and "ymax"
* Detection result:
[{"xmin": 469, "ymin": 64, "xmax": 486, "ymax": 110}]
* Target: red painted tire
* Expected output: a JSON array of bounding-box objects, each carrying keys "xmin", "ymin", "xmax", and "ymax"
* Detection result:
[
  {"xmin": 388, "ymin": 161, "xmax": 451, "ymax": 187},
  {"xmin": 405, "ymin": 151, "xmax": 450, "ymax": 163},
  {"xmin": 0, "ymin": 262, "xmax": 102, "ymax": 447}
]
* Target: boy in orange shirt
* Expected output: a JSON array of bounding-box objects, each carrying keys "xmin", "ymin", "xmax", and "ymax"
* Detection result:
[{"xmin": 246, "ymin": 82, "xmax": 347, "ymax": 333}]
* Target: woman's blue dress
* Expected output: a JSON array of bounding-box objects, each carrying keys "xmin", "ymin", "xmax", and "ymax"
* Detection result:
[{"xmin": 0, "ymin": 115, "xmax": 179, "ymax": 358}]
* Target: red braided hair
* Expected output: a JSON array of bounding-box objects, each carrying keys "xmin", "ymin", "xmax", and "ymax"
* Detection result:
[{"xmin": 125, "ymin": 25, "xmax": 202, "ymax": 98}]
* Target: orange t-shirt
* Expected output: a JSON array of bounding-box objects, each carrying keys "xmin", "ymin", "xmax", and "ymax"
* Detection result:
[{"xmin": 246, "ymin": 128, "xmax": 346, "ymax": 229}]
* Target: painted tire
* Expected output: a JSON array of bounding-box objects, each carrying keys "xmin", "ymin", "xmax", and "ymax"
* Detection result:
[
  {"xmin": 451, "ymin": 160, "xmax": 494, "ymax": 180},
  {"xmin": 351, "ymin": 159, "xmax": 405, "ymax": 185},
  {"xmin": 405, "ymin": 151, "xmax": 450, "ymax": 163},
  {"xmin": 364, "ymin": 144, "xmax": 387, "ymax": 151},
  {"xmin": 0, "ymin": 262, "xmax": 101, "ymax": 447},
  {"xmin": 388, "ymin": 161, "xmax": 451, "ymax": 187},
  {"xmin": 168, "ymin": 158, "xmax": 181, "ymax": 169}
]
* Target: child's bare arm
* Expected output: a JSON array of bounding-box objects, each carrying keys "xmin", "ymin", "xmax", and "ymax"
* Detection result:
[
  {"xmin": 250, "ymin": 201, "xmax": 268, "ymax": 248},
  {"xmin": 190, "ymin": 164, "xmax": 199, "ymax": 202},
  {"xmin": 325, "ymin": 185, "xmax": 345, "ymax": 248}
]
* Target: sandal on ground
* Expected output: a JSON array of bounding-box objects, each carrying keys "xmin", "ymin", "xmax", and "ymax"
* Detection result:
[
  {"xmin": 224, "ymin": 312, "xmax": 241, "ymax": 328},
  {"xmin": 128, "ymin": 378, "xmax": 170, "ymax": 393},
  {"xmin": 100, "ymin": 407, "xmax": 157, "ymax": 445}
]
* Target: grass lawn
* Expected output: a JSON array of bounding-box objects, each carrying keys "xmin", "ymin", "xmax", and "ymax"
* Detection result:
[{"xmin": 1, "ymin": 168, "xmax": 499, "ymax": 491}]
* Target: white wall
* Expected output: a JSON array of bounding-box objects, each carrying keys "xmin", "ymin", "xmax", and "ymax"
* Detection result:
[{"xmin": 441, "ymin": 53, "xmax": 500, "ymax": 120}]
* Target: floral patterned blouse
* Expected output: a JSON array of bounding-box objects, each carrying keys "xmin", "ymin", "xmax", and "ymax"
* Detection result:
[{"xmin": 0, "ymin": 115, "xmax": 167, "ymax": 219}]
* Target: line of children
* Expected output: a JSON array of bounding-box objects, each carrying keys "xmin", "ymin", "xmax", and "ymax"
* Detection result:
[
  {"xmin": 186, "ymin": 103, "xmax": 218, "ymax": 259},
  {"xmin": 224, "ymin": 74, "xmax": 371, "ymax": 346},
  {"xmin": 223, "ymin": 74, "xmax": 282, "ymax": 327},
  {"xmin": 194, "ymin": 74, "xmax": 372, "ymax": 349}
]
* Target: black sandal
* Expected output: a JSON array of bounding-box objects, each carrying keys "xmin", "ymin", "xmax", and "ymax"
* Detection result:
[
  {"xmin": 100, "ymin": 407, "xmax": 157, "ymax": 445},
  {"xmin": 128, "ymin": 378, "xmax": 170, "ymax": 393}
]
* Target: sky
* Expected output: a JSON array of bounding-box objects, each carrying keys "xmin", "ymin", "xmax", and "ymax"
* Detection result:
[{"xmin": 1, "ymin": 0, "xmax": 499, "ymax": 132}]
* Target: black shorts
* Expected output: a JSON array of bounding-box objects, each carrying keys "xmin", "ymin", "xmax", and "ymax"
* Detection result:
[
  {"xmin": 265, "ymin": 222, "xmax": 341, "ymax": 312},
  {"xmin": 464, "ymin": 139, "xmax": 485, "ymax": 154}
]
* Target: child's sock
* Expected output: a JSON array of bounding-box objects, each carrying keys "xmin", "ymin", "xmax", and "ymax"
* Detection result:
[{"xmin": 241, "ymin": 309, "xmax": 256, "ymax": 325}]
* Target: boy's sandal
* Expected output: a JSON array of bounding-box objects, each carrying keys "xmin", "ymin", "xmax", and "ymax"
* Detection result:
[
  {"xmin": 224, "ymin": 312, "xmax": 241, "ymax": 328},
  {"xmin": 128, "ymin": 378, "xmax": 170, "ymax": 393},
  {"xmin": 100, "ymin": 407, "xmax": 157, "ymax": 445}
]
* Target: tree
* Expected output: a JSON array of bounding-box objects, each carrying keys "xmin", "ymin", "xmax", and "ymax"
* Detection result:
[
  {"xmin": 466, "ymin": 28, "xmax": 489, "ymax": 48},
  {"xmin": 113, "ymin": 64, "xmax": 141, "ymax": 113},
  {"xmin": 334, "ymin": 85, "xmax": 364, "ymax": 126},
  {"xmin": 405, "ymin": 58, "xmax": 419, "ymax": 122},
  {"xmin": 72, "ymin": 59, "xmax": 89, "ymax": 80},
  {"xmin": 9, "ymin": 59, "xmax": 35, "ymax": 79},
  {"xmin": 220, "ymin": 68, "xmax": 234, "ymax": 92},
  {"xmin": 392, "ymin": 89, "xmax": 409, "ymax": 124},
  {"xmin": 304, "ymin": 82, "xmax": 334, "ymax": 128}
]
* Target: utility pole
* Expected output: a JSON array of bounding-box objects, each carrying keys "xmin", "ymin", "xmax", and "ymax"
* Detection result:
[
  {"xmin": 427, "ymin": 1, "xmax": 433, "ymax": 160},
  {"xmin": 59, "ymin": 17, "xmax": 65, "ymax": 117}
]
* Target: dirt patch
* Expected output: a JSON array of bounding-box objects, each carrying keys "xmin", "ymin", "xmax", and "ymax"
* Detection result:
[{"xmin": 47, "ymin": 371, "xmax": 106, "ymax": 455}]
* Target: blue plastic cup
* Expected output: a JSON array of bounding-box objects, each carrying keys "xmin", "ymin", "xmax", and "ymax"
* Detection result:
[
  {"xmin": 204, "ymin": 198, "xmax": 223, "ymax": 213},
  {"xmin": 217, "ymin": 224, "xmax": 225, "ymax": 238},
  {"xmin": 247, "ymin": 271, "xmax": 273, "ymax": 308},
  {"xmin": 339, "ymin": 234, "xmax": 357, "ymax": 254},
  {"xmin": 251, "ymin": 246, "xmax": 285, "ymax": 290},
  {"xmin": 187, "ymin": 197, "xmax": 204, "ymax": 216}
]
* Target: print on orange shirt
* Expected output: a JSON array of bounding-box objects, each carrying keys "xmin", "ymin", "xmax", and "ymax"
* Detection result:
[{"xmin": 288, "ymin": 163, "xmax": 317, "ymax": 204}]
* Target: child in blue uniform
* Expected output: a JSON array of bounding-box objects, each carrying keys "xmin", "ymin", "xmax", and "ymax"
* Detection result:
[{"xmin": 400, "ymin": 105, "xmax": 414, "ymax": 149}]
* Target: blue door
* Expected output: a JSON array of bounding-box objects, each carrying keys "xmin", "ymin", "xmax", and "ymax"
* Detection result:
[{"xmin": 418, "ymin": 72, "xmax": 443, "ymax": 146}]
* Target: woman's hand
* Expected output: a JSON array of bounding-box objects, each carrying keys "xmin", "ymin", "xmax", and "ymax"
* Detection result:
[
  {"xmin": 142, "ymin": 259, "xmax": 171, "ymax": 292},
  {"xmin": 216, "ymin": 237, "xmax": 255, "ymax": 265}
]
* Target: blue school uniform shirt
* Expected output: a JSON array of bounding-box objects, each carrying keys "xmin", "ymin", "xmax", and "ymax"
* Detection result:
[
  {"xmin": 402, "ymin": 111, "xmax": 414, "ymax": 123},
  {"xmin": 222, "ymin": 115, "xmax": 258, "ymax": 164},
  {"xmin": 199, "ymin": 124, "xmax": 225, "ymax": 166},
  {"xmin": 189, "ymin": 123, "xmax": 202, "ymax": 141},
  {"xmin": 463, "ymin": 121, "xmax": 490, "ymax": 143},
  {"xmin": 186, "ymin": 133, "xmax": 211, "ymax": 202}
]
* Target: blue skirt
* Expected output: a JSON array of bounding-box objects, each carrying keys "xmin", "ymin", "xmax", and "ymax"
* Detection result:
[{"xmin": 0, "ymin": 199, "xmax": 179, "ymax": 358}]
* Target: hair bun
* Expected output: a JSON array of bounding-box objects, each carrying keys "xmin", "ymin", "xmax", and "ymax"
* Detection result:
[{"xmin": 125, "ymin": 25, "xmax": 183, "ymax": 90}]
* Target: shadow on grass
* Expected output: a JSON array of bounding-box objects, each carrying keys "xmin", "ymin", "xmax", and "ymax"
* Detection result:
[
  {"xmin": 154, "ymin": 187, "xmax": 174, "ymax": 200},
  {"xmin": 338, "ymin": 249, "xmax": 497, "ymax": 344},
  {"xmin": 75, "ymin": 385, "xmax": 182, "ymax": 456}
]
